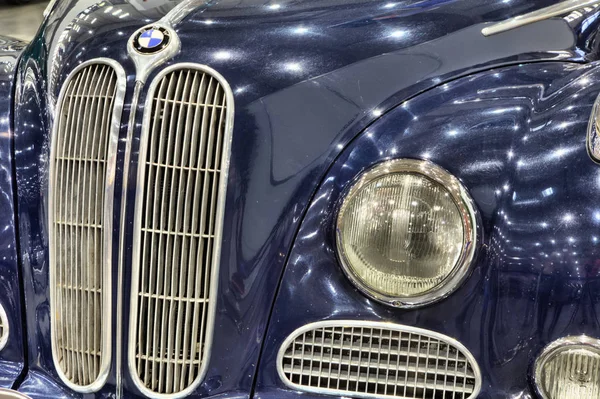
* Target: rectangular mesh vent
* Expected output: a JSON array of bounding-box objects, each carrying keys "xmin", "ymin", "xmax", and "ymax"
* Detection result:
[
  {"xmin": 49, "ymin": 60, "xmax": 123, "ymax": 390},
  {"xmin": 129, "ymin": 65, "xmax": 233, "ymax": 396},
  {"xmin": 278, "ymin": 321, "xmax": 481, "ymax": 399}
]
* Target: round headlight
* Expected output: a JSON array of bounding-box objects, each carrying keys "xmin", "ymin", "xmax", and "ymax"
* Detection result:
[
  {"xmin": 336, "ymin": 159, "xmax": 477, "ymax": 307},
  {"xmin": 534, "ymin": 336, "xmax": 600, "ymax": 399}
]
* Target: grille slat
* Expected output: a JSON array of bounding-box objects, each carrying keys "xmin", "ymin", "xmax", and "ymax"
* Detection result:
[
  {"xmin": 49, "ymin": 60, "xmax": 124, "ymax": 391},
  {"xmin": 170, "ymin": 70, "xmax": 193, "ymax": 391},
  {"xmin": 282, "ymin": 353, "xmax": 475, "ymax": 379},
  {"xmin": 129, "ymin": 64, "xmax": 233, "ymax": 396},
  {"xmin": 282, "ymin": 365, "xmax": 475, "ymax": 394},
  {"xmin": 278, "ymin": 322, "xmax": 481, "ymax": 399}
]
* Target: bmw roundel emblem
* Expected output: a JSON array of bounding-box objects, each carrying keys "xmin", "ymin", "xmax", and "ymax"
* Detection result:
[{"xmin": 133, "ymin": 26, "xmax": 171, "ymax": 54}]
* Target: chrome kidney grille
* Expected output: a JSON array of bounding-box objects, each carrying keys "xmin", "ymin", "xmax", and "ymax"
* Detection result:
[
  {"xmin": 0, "ymin": 304, "xmax": 8, "ymax": 351},
  {"xmin": 129, "ymin": 65, "xmax": 234, "ymax": 396},
  {"xmin": 278, "ymin": 321, "xmax": 481, "ymax": 399},
  {"xmin": 48, "ymin": 60, "xmax": 124, "ymax": 391}
]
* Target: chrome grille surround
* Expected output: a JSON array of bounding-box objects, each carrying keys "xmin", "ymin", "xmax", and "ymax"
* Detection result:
[
  {"xmin": 0, "ymin": 304, "xmax": 8, "ymax": 351},
  {"xmin": 278, "ymin": 321, "xmax": 481, "ymax": 399},
  {"xmin": 48, "ymin": 59, "xmax": 125, "ymax": 392},
  {"xmin": 128, "ymin": 63, "xmax": 234, "ymax": 398}
]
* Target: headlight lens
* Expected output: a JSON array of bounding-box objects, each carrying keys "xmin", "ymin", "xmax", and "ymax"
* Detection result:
[
  {"xmin": 535, "ymin": 336, "xmax": 600, "ymax": 399},
  {"xmin": 336, "ymin": 159, "xmax": 477, "ymax": 307}
]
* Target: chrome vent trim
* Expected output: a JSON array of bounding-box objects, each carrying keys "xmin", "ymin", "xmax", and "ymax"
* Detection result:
[
  {"xmin": 128, "ymin": 63, "xmax": 234, "ymax": 398},
  {"xmin": 588, "ymin": 91, "xmax": 600, "ymax": 163},
  {"xmin": 0, "ymin": 305, "xmax": 8, "ymax": 352},
  {"xmin": 278, "ymin": 321, "xmax": 481, "ymax": 399},
  {"xmin": 48, "ymin": 59, "xmax": 125, "ymax": 392}
]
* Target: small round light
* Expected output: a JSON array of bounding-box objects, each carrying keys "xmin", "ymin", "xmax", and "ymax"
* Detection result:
[
  {"xmin": 535, "ymin": 336, "xmax": 600, "ymax": 399},
  {"xmin": 336, "ymin": 159, "xmax": 477, "ymax": 307}
]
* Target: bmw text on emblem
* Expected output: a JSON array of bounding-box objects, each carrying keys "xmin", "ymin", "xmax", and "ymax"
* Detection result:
[{"xmin": 132, "ymin": 26, "xmax": 171, "ymax": 54}]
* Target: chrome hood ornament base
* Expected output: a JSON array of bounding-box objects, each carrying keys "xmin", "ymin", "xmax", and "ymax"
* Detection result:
[{"xmin": 127, "ymin": 0, "xmax": 208, "ymax": 83}]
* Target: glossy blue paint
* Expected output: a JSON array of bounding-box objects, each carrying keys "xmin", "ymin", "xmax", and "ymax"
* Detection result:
[
  {"xmin": 10, "ymin": 0, "xmax": 600, "ymax": 397},
  {"xmin": 0, "ymin": 35, "xmax": 27, "ymax": 389},
  {"xmin": 256, "ymin": 60, "xmax": 600, "ymax": 399},
  {"xmin": 18, "ymin": 371, "xmax": 76, "ymax": 399}
]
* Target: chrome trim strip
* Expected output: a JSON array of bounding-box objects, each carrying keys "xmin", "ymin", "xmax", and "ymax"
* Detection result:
[
  {"xmin": 115, "ymin": 81, "xmax": 144, "ymax": 399},
  {"xmin": 588, "ymin": 92, "xmax": 600, "ymax": 163},
  {"xmin": 336, "ymin": 159, "xmax": 478, "ymax": 308},
  {"xmin": 47, "ymin": 58, "xmax": 125, "ymax": 393},
  {"xmin": 43, "ymin": 0, "xmax": 58, "ymax": 17},
  {"xmin": 0, "ymin": 304, "xmax": 8, "ymax": 351},
  {"xmin": 127, "ymin": 63, "xmax": 235, "ymax": 399},
  {"xmin": 161, "ymin": 0, "xmax": 208, "ymax": 26},
  {"xmin": 534, "ymin": 335, "xmax": 600, "ymax": 399},
  {"xmin": 277, "ymin": 320, "xmax": 482, "ymax": 399},
  {"xmin": 481, "ymin": 0, "xmax": 600, "ymax": 36}
]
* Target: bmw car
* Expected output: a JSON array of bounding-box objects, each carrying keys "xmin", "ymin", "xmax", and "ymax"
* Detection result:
[{"xmin": 1, "ymin": 0, "xmax": 600, "ymax": 398}]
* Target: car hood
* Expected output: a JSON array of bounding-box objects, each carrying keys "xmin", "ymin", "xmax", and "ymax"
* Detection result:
[
  {"xmin": 38, "ymin": 0, "xmax": 587, "ymax": 196},
  {"xmin": 43, "ymin": 0, "xmax": 585, "ymax": 99}
]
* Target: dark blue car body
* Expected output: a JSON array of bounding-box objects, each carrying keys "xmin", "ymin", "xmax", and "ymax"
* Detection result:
[{"xmin": 1, "ymin": 0, "xmax": 600, "ymax": 397}]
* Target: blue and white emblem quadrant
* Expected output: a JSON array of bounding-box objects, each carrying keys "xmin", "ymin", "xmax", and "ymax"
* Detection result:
[{"xmin": 138, "ymin": 29, "xmax": 165, "ymax": 49}]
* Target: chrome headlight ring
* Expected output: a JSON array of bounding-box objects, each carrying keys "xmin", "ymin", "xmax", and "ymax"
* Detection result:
[
  {"xmin": 335, "ymin": 158, "xmax": 478, "ymax": 308},
  {"xmin": 0, "ymin": 304, "xmax": 8, "ymax": 352},
  {"xmin": 534, "ymin": 335, "xmax": 600, "ymax": 399}
]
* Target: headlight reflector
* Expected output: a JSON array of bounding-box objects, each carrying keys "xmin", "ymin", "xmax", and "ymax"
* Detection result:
[
  {"xmin": 535, "ymin": 336, "xmax": 600, "ymax": 399},
  {"xmin": 336, "ymin": 159, "xmax": 476, "ymax": 307}
]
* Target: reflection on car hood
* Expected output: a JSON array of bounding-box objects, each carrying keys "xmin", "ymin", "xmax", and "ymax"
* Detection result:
[{"xmin": 42, "ymin": 0, "xmax": 586, "ymax": 102}]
